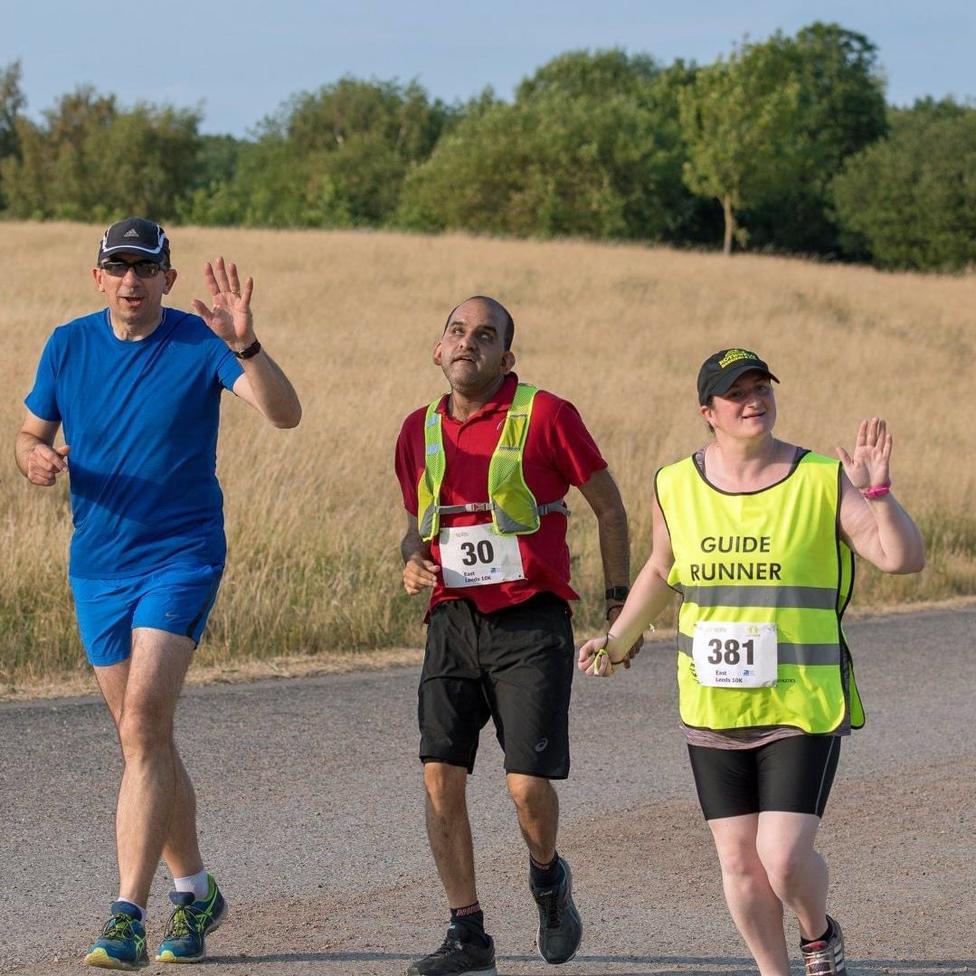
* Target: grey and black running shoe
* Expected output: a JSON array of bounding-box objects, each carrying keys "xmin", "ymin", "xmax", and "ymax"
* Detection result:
[
  {"xmin": 530, "ymin": 856, "xmax": 582, "ymax": 965},
  {"xmin": 407, "ymin": 925, "xmax": 496, "ymax": 976}
]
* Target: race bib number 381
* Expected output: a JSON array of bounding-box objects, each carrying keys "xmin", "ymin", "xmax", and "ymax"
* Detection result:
[
  {"xmin": 691, "ymin": 621, "xmax": 778, "ymax": 688},
  {"xmin": 439, "ymin": 524, "xmax": 525, "ymax": 588}
]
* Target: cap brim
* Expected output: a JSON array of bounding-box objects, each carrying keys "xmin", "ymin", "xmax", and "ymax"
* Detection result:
[{"xmin": 709, "ymin": 364, "xmax": 779, "ymax": 398}]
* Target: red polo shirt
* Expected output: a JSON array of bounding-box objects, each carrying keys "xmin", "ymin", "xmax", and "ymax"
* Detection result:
[{"xmin": 394, "ymin": 373, "xmax": 607, "ymax": 615}]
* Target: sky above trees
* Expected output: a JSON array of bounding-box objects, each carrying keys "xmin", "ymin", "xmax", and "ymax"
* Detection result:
[{"xmin": 3, "ymin": 0, "xmax": 974, "ymax": 137}]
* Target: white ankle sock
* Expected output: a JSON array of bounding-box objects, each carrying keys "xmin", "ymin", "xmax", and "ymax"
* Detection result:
[{"xmin": 173, "ymin": 868, "xmax": 210, "ymax": 901}]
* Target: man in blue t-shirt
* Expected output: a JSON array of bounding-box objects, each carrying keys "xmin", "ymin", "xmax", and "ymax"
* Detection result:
[{"xmin": 15, "ymin": 217, "xmax": 302, "ymax": 970}]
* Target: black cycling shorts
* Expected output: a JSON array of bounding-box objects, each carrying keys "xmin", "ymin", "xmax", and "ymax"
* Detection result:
[
  {"xmin": 688, "ymin": 734, "xmax": 841, "ymax": 820},
  {"xmin": 419, "ymin": 593, "xmax": 575, "ymax": 778}
]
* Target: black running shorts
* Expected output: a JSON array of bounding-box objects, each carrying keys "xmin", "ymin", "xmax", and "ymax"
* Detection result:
[
  {"xmin": 419, "ymin": 594, "xmax": 575, "ymax": 778},
  {"xmin": 688, "ymin": 734, "xmax": 841, "ymax": 820}
]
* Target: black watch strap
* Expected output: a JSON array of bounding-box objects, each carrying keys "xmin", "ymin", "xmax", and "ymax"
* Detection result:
[
  {"xmin": 605, "ymin": 585, "xmax": 630, "ymax": 601},
  {"xmin": 234, "ymin": 339, "xmax": 262, "ymax": 360}
]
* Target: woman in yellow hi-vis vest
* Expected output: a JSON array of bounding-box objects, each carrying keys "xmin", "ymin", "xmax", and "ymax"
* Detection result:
[{"xmin": 579, "ymin": 349, "xmax": 924, "ymax": 976}]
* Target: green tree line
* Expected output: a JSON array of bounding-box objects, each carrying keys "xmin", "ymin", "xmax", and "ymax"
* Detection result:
[{"xmin": 2, "ymin": 22, "xmax": 975, "ymax": 271}]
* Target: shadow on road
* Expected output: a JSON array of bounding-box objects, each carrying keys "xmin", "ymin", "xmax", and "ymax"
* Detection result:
[{"xmin": 213, "ymin": 950, "xmax": 976, "ymax": 974}]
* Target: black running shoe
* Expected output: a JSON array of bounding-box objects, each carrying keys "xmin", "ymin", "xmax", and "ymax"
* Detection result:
[
  {"xmin": 530, "ymin": 856, "xmax": 582, "ymax": 965},
  {"xmin": 406, "ymin": 925, "xmax": 497, "ymax": 976},
  {"xmin": 801, "ymin": 915, "xmax": 847, "ymax": 976}
]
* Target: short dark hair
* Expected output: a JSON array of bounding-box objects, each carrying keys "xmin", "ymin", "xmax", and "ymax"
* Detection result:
[{"xmin": 443, "ymin": 296, "xmax": 515, "ymax": 350}]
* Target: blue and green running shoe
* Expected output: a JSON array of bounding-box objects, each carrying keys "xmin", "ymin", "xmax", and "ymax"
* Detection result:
[
  {"xmin": 155, "ymin": 874, "xmax": 227, "ymax": 963},
  {"xmin": 84, "ymin": 903, "xmax": 149, "ymax": 970}
]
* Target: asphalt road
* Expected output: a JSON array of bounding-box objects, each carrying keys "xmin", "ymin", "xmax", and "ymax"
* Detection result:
[{"xmin": 2, "ymin": 607, "xmax": 974, "ymax": 975}]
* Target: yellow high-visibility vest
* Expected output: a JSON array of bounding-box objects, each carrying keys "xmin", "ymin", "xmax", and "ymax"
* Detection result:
[
  {"xmin": 656, "ymin": 450, "xmax": 864, "ymax": 734},
  {"xmin": 417, "ymin": 383, "xmax": 567, "ymax": 542}
]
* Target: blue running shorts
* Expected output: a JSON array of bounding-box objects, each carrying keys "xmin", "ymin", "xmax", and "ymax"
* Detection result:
[{"xmin": 70, "ymin": 564, "xmax": 223, "ymax": 667}]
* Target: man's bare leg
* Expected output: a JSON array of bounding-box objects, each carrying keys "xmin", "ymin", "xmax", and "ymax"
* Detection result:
[
  {"xmin": 506, "ymin": 773, "xmax": 558, "ymax": 864},
  {"xmin": 94, "ymin": 628, "xmax": 197, "ymax": 907},
  {"xmin": 507, "ymin": 771, "xmax": 581, "ymax": 965},
  {"xmin": 409, "ymin": 762, "xmax": 498, "ymax": 974},
  {"xmin": 423, "ymin": 762, "xmax": 477, "ymax": 907}
]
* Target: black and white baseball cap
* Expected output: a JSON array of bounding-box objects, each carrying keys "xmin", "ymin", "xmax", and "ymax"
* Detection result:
[{"xmin": 97, "ymin": 217, "xmax": 170, "ymax": 266}]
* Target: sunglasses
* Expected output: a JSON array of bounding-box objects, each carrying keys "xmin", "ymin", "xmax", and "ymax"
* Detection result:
[{"xmin": 99, "ymin": 259, "xmax": 166, "ymax": 279}]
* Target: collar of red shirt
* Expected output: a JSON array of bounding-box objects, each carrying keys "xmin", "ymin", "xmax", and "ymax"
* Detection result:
[{"xmin": 434, "ymin": 372, "xmax": 520, "ymax": 424}]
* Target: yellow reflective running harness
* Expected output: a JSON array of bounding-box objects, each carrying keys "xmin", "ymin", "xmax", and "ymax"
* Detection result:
[
  {"xmin": 655, "ymin": 450, "xmax": 864, "ymax": 735},
  {"xmin": 417, "ymin": 383, "xmax": 569, "ymax": 542}
]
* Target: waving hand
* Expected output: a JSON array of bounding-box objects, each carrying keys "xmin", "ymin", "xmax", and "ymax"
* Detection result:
[
  {"xmin": 837, "ymin": 417, "xmax": 891, "ymax": 490},
  {"xmin": 191, "ymin": 256, "xmax": 255, "ymax": 348}
]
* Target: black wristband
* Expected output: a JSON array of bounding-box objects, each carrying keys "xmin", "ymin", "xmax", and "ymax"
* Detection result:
[
  {"xmin": 233, "ymin": 339, "xmax": 261, "ymax": 360},
  {"xmin": 605, "ymin": 585, "xmax": 629, "ymax": 601}
]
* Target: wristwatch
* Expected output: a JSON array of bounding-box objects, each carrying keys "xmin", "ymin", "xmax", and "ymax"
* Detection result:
[
  {"xmin": 233, "ymin": 339, "xmax": 262, "ymax": 360},
  {"xmin": 604, "ymin": 586, "xmax": 630, "ymax": 602}
]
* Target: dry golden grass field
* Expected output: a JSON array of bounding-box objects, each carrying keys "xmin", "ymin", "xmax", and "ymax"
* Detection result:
[{"xmin": 2, "ymin": 221, "xmax": 974, "ymax": 692}]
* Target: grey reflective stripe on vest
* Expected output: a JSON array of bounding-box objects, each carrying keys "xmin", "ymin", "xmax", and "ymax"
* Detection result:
[
  {"xmin": 418, "ymin": 507, "xmax": 436, "ymax": 540},
  {"xmin": 494, "ymin": 507, "xmax": 534, "ymax": 533},
  {"xmin": 676, "ymin": 633, "xmax": 841, "ymax": 666},
  {"xmin": 672, "ymin": 584, "xmax": 838, "ymax": 610}
]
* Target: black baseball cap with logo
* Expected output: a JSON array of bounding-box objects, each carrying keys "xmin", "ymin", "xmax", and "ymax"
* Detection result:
[
  {"xmin": 97, "ymin": 217, "xmax": 170, "ymax": 266},
  {"xmin": 697, "ymin": 348, "xmax": 779, "ymax": 404}
]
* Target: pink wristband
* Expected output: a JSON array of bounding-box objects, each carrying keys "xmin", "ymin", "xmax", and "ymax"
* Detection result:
[{"xmin": 862, "ymin": 481, "xmax": 891, "ymax": 500}]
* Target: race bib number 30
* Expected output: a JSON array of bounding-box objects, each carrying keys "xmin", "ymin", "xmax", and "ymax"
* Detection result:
[
  {"xmin": 439, "ymin": 524, "xmax": 525, "ymax": 588},
  {"xmin": 691, "ymin": 621, "xmax": 778, "ymax": 688}
]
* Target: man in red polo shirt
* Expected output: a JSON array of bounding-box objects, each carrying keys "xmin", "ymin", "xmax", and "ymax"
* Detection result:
[{"xmin": 395, "ymin": 295, "xmax": 638, "ymax": 976}]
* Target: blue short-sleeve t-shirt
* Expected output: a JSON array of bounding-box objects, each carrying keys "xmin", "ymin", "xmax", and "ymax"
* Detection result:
[{"xmin": 25, "ymin": 308, "xmax": 244, "ymax": 578}]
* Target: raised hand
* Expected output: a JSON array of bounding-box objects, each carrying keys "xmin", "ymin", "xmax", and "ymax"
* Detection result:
[
  {"xmin": 837, "ymin": 417, "xmax": 891, "ymax": 491},
  {"xmin": 191, "ymin": 256, "xmax": 255, "ymax": 348}
]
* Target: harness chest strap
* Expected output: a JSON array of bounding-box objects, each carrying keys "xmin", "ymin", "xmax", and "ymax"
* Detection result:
[{"xmin": 434, "ymin": 500, "xmax": 569, "ymax": 516}]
